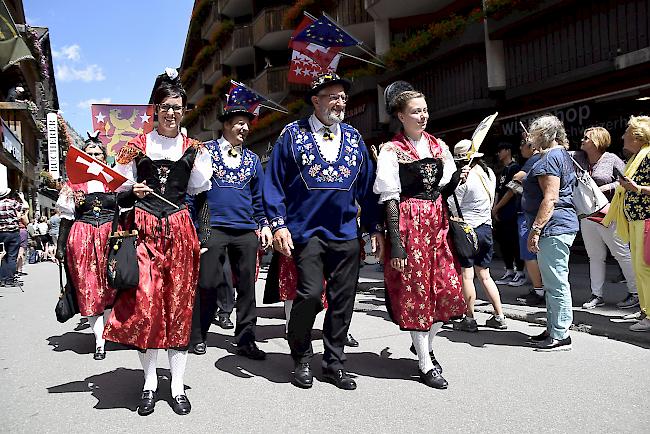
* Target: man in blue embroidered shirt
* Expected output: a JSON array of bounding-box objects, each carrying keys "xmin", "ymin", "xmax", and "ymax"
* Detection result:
[
  {"xmin": 264, "ymin": 73, "xmax": 384, "ymax": 390},
  {"xmin": 193, "ymin": 105, "xmax": 272, "ymax": 360}
]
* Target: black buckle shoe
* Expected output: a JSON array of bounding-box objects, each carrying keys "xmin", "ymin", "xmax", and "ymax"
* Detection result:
[
  {"xmin": 322, "ymin": 368, "xmax": 357, "ymax": 390},
  {"xmin": 93, "ymin": 347, "xmax": 106, "ymax": 360},
  {"xmin": 171, "ymin": 394, "xmax": 191, "ymax": 415},
  {"xmin": 344, "ymin": 334, "xmax": 359, "ymax": 347},
  {"xmin": 409, "ymin": 344, "xmax": 443, "ymax": 373},
  {"xmin": 189, "ymin": 342, "xmax": 206, "ymax": 355},
  {"xmin": 526, "ymin": 330, "xmax": 549, "ymax": 345},
  {"xmin": 213, "ymin": 315, "xmax": 234, "ymax": 329},
  {"xmin": 419, "ymin": 369, "xmax": 448, "ymax": 389},
  {"xmin": 292, "ymin": 362, "xmax": 313, "ymax": 388},
  {"xmin": 137, "ymin": 390, "xmax": 156, "ymax": 416},
  {"xmin": 236, "ymin": 341, "xmax": 266, "ymax": 360}
]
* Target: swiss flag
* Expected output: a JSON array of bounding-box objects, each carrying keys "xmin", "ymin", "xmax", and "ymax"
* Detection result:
[
  {"xmin": 288, "ymin": 49, "xmax": 341, "ymax": 85},
  {"xmin": 65, "ymin": 146, "xmax": 129, "ymax": 191},
  {"xmin": 289, "ymin": 16, "xmax": 341, "ymax": 68}
]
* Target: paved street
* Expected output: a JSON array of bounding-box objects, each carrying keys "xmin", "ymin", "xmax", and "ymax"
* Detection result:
[{"xmin": 1, "ymin": 260, "xmax": 648, "ymax": 433}]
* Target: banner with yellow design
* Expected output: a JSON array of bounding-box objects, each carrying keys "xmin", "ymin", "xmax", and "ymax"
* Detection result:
[{"xmin": 91, "ymin": 104, "xmax": 155, "ymax": 162}]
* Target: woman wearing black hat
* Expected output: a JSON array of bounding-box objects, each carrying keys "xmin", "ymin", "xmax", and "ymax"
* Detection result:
[
  {"xmin": 373, "ymin": 83, "xmax": 466, "ymax": 389},
  {"xmin": 191, "ymin": 105, "xmax": 272, "ymax": 359},
  {"xmin": 102, "ymin": 68, "xmax": 212, "ymax": 416},
  {"xmin": 55, "ymin": 134, "xmax": 117, "ymax": 361}
]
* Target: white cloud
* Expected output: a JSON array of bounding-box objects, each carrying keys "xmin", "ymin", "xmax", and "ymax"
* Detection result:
[
  {"xmin": 57, "ymin": 64, "xmax": 106, "ymax": 82},
  {"xmin": 52, "ymin": 44, "xmax": 81, "ymax": 61},
  {"xmin": 77, "ymin": 98, "xmax": 111, "ymax": 109}
]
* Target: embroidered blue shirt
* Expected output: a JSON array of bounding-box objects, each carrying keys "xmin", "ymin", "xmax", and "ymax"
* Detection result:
[
  {"xmin": 263, "ymin": 117, "xmax": 381, "ymax": 243},
  {"xmin": 201, "ymin": 138, "xmax": 268, "ymax": 230}
]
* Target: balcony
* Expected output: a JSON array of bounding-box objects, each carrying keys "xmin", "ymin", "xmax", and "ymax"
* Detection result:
[
  {"xmin": 201, "ymin": 2, "xmax": 221, "ymax": 39},
  {"xmin": 201, "ymin": 51, "xmax": 223, "ymax": 85},
  {"xmin": 186, "ymin": 77, "xmax": 206, "ymax": 105},
  {"xmin": 335, "ymin": 0, "xmax": 372, "ymax": 26},
  {"xmin": 253, "ymin": 6, "xmax": 292, "ymax": 50},
  {"xmin": 218, "ymin": 0, "xmax": 253, "ymax": 18},
  {"xmin": 201, "ymin": 101, "xmax": 221, "ymax": 132},
  {"xmin": 252, "ymin": 66, "xmax": 298, "ymax": 101},
  {"xmin": 222, "ymin": 25, "xmax": 254, "ymax": 66},
  {"xmin": 365, "ymin": 0, "xmax": 451, "ymax": 19}
]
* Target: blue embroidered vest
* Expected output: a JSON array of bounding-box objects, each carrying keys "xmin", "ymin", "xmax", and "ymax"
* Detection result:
[
  {"xmin": 205, "ymin": 140, "xmax": 256, "ymax": 190},
  {"xmin": 285, "ymin": 118, "xmax": 363, "ymax": 191}
]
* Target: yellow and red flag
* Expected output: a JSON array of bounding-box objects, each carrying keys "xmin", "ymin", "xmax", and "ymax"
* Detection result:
[{"xmin": 91, "ymin": 104, "xmax": 154, "ymax": 160}]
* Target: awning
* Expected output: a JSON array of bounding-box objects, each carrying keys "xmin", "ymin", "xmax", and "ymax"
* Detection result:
[{"xmin": 0, "ymin": 0, "xmax": 35, "ymax": 71}]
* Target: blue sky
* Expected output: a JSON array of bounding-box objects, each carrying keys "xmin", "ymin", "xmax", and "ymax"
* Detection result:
[{"xmin": 24, "ymin": 0, "xmax": 193, "ymax": 135}]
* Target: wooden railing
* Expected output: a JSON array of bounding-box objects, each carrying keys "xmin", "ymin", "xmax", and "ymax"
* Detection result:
[
  {"xmin": 335, "ymin": 0, "xmax": 372, "ymax": 26},
  {"xmin": 251, "ymin": 66, "xmax": 290, "ymax": 96},
  {"xmin": 201, "ymin": 51, "xmax": 222, "ymax": 84},
  {"xmin": 222, "ymin": 25, "xmax": 253, "ymax": 61},
  {"xmin": 253, "ymin": 6, "xmax": 289, "ymax": 45}
]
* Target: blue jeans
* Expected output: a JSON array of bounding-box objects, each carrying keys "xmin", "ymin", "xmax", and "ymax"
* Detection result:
[
  {"xmin": 537, "ymin": 233, "xmax": 576, "ymax": 340},
  {"xmin": 0, "ymin": 230, "xmax": 21, "ymax": 282}
]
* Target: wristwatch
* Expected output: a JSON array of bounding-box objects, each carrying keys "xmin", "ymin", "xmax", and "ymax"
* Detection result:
[{"xmin": 531, "ymin": 225, "xmax": 543, "ymax": 235}]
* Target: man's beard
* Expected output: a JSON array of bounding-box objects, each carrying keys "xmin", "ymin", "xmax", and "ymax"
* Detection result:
[{"xmin": 325, "ymin": 108, "xmax": 345, "ymax": 124}]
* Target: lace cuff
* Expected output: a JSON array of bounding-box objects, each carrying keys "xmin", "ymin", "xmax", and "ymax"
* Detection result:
[{"xmin": 386, "ymin": 199, "xmax": 406, "ymax": 259}]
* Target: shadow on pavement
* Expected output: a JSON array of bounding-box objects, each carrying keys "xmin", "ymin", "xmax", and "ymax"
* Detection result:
[
  {"xmin": 46, "ymin": 332, "xmax": 130, "ymax": 355},
  {"xmin": 256, "ymin": 305, "xmax": 284, "ymax": 320},
  {"xmin": 46, "ymin": 367, "xmax": 189, "ymax": 412},
  {"xmin": 438, "ymin": 327, "xmax": 539, "ymax": 348},
  {"xmin": 345, "ymin": 351, "xmax": 418, "ymax": 382},
  {"xmin": 214, "ymin": 353, "xmax": 295, "ymax": 384}
]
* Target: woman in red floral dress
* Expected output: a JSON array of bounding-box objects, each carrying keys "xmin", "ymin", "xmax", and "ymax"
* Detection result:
[
  {"xmin": 102, "ymin": 70, "xmax": 212, "ymax": 416},
  {"xmin": 373, "ymin": 84, "xmax": 466, "ymax": 389},
  {"xmin": 56, "ymin": 134, "xmax": 117, "ymax": 361}
]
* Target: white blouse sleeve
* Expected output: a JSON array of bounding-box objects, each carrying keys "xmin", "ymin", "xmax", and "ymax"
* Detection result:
[
  {"xmin": 55, "ymin": 184, "xmax": 76, "ymax": 220},
  {"xmin": 373, "ymin": 146, "xmax": 401, "ymax": 203},
  {"xmin": 113, "ymin": 160, "xmax": 136, "ymax": 193},
  {"xmin": 187, "ymin": 147, "xmax": 213, "ymax": 195},
  {"xmin": 438, "ymin": 141, "xmax": 455, "ymax": 188}
]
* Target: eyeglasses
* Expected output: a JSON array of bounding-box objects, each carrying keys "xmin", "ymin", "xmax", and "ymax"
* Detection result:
[
  {"xmin": 318, "ymin": 93, "xmax": 348, "ymax": 103},
  {"xmin": 158, "ymin": 104, "xmax": 184, "ymax": 113}
]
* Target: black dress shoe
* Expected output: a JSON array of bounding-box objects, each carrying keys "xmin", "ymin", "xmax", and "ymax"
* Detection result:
[
  {"xmin": 344, "ymin": 334, "xmax": 359, "ymax": 347},
  {"xmin": 322, "ymin": 368, "xmax": 357, "ymax": 390},
  {"xmin": 419, "ymin": 369, "xmax": 448, "ymax": 389},
  {"xmin": 93, "ymin": 347, "xmax": 106, "ymax": 360},
  {"xmin": 137, "ymin": 390, "xmax": 156, "ymax": 416},
  {"xmin": 171, "ymin": 394, "xmax": 191, "ymax": 415},
  {"xmin": 236, "ymin": 341, "xmax": 266, "ymax": 360},
  {"xmin": 527, "ymin": 330, "xmax": 549, "ymax": 345},
  {"xmin": 409, "ymin": 344, "xmax": 443, "ymax": 373},
  {"xmin": 189, "ymin": 342, "xmax": 206, "ymax": 355},
  {"xmin": 292, "ymin": 362, "xmax": 313, "ymax": 388},
  {"xmin": 213, "ymin": 315, "xmax": 234, "ymax": 329}
]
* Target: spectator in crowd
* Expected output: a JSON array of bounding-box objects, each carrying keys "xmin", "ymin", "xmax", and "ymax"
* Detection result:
[
  {"xmin": 522, "ymin": 114, "xmax": 578, "ymax": 351},
  {"xmin": 49, "ymin": 209, "xmax": 61, "ymax": 260},
  {"xmin": 0, "ymin": 188, "xmax": 28, "ymax": 286},
  {"xmin": 512, "ymin": 132, "xmax": 545, "ymax": 306},
  {"xmin": 36, "ymin": 216, "xmax": 50, "ymax": 261},
  {"xmin": 572, "ymin": 127, "xmax": 638, "ymax": 310},
  {"xmin": 492, "ymin": 142, "xmax": 526, "ymax": 286},
  {"xmin": 603, "ymin": 116, "xmax": 650, "ymax": 332},
  {"xmin": 449, "ymin": 140, "xmax": 507, "ymax": 332},
  {"xmin": 17, "ymin": 221, "xmax": 28, "ymax": 276}
]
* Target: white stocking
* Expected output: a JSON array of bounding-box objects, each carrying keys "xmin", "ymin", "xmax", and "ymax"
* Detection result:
[
  {"xmin": 138, "ymin": 349, "xmax": 158, "ymax": 391},
  {"xmin": 284, "ymin": 300, "xmax": 293, "ymax": 333},
  {"xmin": 410, "ymin": 331, "xmax": 433, "ymax": 373},
  {"xmin": 86, "ymin": 314, "xmax": 105, "ymax": 350},
  {"xmin": 168, "ymin": 349, "xmax": 188, "ymax": 397},
  {"xmin": 428, "ymin": 322, "xmax": 443, "ymax": 353}
]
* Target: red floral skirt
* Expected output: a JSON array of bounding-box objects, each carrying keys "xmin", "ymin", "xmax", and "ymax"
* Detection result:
[
  {"xmin": 67, "ymin": 221, "xmax": 117, "ymax": 316},
  {"xmin": 277, "ymin": 254, "xmax": 327, "ymax": 307},
  {"xmin": 103, "ymin": 208, "xmax": 200, "ymax": 350},
  {"xmin": 384, "ymin": 197, "xmax": 465, "ymax": 331}
]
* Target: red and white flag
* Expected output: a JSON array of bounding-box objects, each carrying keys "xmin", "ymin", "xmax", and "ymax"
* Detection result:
[
  {"xmin": 65, "ymin": 146, "xmax": 129, "ymax": 191},
  {"xmin": 288, "ymin": 49, "xmax": 341, "ymax": 84}
]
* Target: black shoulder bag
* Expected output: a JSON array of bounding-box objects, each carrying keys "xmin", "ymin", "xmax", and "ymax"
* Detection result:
[
  {"xmin": 55, "ymin": 262, "xmax": 79, "ymax": 323},
  {"xmin": 448, "ymin": 193, "xmax": 479, "ymax": 260},
  {"xmin": 106, "ymin": 206, "xmax": 140, "ymax": 290}
]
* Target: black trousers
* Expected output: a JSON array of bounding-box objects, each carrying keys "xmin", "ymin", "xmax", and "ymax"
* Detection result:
[
  {"xmin": 195, "ymin": 227, "xmax": 259, "ymax": 345},
  {"xmin": 494, "ymin": 216, "xmax": 523, "ymax": 271},
  {"xmin": 289, "ymin": 237, "xmax": 360, "ymax": 371}
]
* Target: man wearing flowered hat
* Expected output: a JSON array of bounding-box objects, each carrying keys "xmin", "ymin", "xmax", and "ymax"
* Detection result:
[
  {"xmin": 191, "ymin": 105, "xmax": 272, "ymax": 360},
  {"xmin": 264, "ymin": 72, "xmax": 384, "ymax": 390}
]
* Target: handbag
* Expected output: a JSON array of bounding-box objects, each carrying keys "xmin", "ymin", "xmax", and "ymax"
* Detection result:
[
  {"xmin": 106, "ymin": 206, "xmax": 140, "ymax": 291},
  {"xmin": 448, "ymin": 193, "xmax": 479, "ymax": 260},
  {"xmin": 55, "ymin": 263, "xmax": 79, "ymax": 323},
  {"xmin": 570, "ymin": 155, "xmax": 608, "ymax": 218}
]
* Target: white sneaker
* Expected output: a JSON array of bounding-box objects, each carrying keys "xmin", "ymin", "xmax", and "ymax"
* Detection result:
[
  {"xmin": 508, "ymin": 272, "xmax": 528, "ymax": 287},
  {"xmin": 623, "ymin": 311, "xmax": 646, "ymax": 321},
  {"xmin": 629, "ymin": 318, "xmax": 650, "ymax": 332},
  {"xmin": 495, "ymin": 270, "xmax": 516, "ymax": 285}
]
